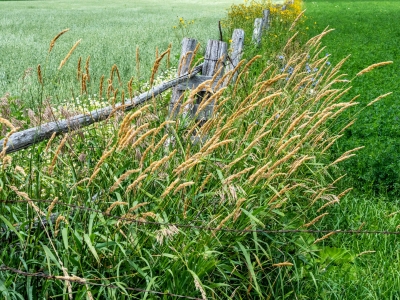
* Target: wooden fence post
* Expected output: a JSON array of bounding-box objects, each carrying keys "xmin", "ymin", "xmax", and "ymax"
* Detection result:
[
  {"xmin": 192, "ymin": 39, "xmax": 227, "ymax": 121},
  {"xmin": 252, "ymin": 9, "xmax": 271, "ymax": 46},
  {"xmin": 262, "ymin": 9, "xmax": 270, "ymax": 31},
  {"xmin": 252, "ymin": 18, "xmax": 263, "ymax": 46},
  {"xmin": 226, "ymin": 29, "xmax": 245, "ymax": 83},
  {"xmin": 169, "ymin": 38, "xmax": 198, "ymax": 118}
]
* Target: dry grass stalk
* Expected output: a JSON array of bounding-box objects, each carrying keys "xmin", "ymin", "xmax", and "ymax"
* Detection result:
[
  {"xmin": 0, "ymin": 117, "xmax": 15, "ymax": 131},
  {"xmin": 272, "ymin": 262, "xmax": 293, "ymax": 267},
  {"xmin": 313, "ymin": 230, "xmax": 340, "ymax": 244},
  {"xmin": 276, "ymin": 135, "xmax": 301, "ymax": 155},
  {"xmin": 224, "ymin": 167, "xmax": 255, "ymax": 185},
  {"xmin": 356, "ymin": 251, "xmax": 376, "ymax": 257},
  {"xmin": 338, "ymin": 187, "xmax": 353, "ymax": 199},
  {"xmin": 242, "ymin": 130, "xmax": 271, "ymax": 153},
  {"xmin": 213, "ymin": 212, "xmax": 235, "ymax": 234},
  {"xmin": 247, "ymin": 161, "xmax": 271, "ymax": 184},
  {"xmin": 173, "ymin": 181, "xmax": 195, "ymax": 195},
  {"xmin": 136, "ymin": 46, "xmax": 140, "ymax": 78},
  {"xmin": 150, "ymin": 47, "xmax": 171, "ymax": 86},
  {"xmin": 232, "ymin": 55, "xmax": 262, "ymax": 97},
  {"xmin": 15, "ymin": 166, "xmax": 26, "ymax": 177},
  {"xmin": 110, "ymin": 169, "xmax": 141, "ymax": 192},
  {"xmin": 48, "ymin": 134, "xmax": 69, "ymax": 174},
  {"xmin": 54, "ymin": 215, "xmax": 69, "ymax": 237},
  {"xmin": 279, "ymin": 111, "xmax": 308, "ymax": 143},
  {"xmin": 139, "ymin": 144, "xmax": 153, "ymax": 167},
  {"xmin": 268, "ymin": 184, "xmax": 291, "ymax": 204},
  {"xmin": 9, "ymin": 185, "xmax": 45, "ymax": 216},
  {"xmin": 126, "ymin": 173, "xmax": 148, "ymax": 193},
  {"xmin": 197, "ymin": 174, "xmax": 212, "ymax": 193},
  {"xmin": 58, "ymin": 39, "xmax": 81, "ymax": 70},
  {"xmin": 98, "ymin": 75, "xmax": 104, "ymax": 100},
  {"xmin": 81, "ymin": 74, "xmax": 88, "ymax": 94},
  {"xmin": 367, "ymin": 92, "xmax": 392, "ymax": 106},
  {"xmin": 144, "ymin": 149, "xmax": 177, "ymax": 174},
  {"xmin": 329, "ymin": 174, "xmax": 347, "ymax": 187},
  {"xmin": 161, "ymin": 178, "xmax": 180, "ymax": 198},
  {"xmin": 47, "ymin": 197, "xmax": 59, "ymax": 217},
  {"xmin": 303, "ymin": 213, "xmax": 329, "ymax": 228},
  {"xmin": 128, "ymin": 202, "xmax": 149, "ymax": 213},
  {"xmin": 49, "ymin": 28, "xmax": 69, "ymax": 53},
  {"xmin": 327, "ymin": 147, "xmax": 364, "ymax": 168},
  {"xmin": 316, "ymin": 199, "xmax": 339, "ymax": 213},
  {"xmin": 203, "ymin": 139, "xmax": 234, "ymax": 156},
  {"xmin": 105, "ymin": 201, "xmax": 128, "ymax": 215},
  {"xmin": 233, "ymin": 198, "xmax": 246, "ymax": 222},
  {"xmin": 110, "ymin": 64, "xmax": 122, "ymax": 86},
  {"xmin": 37, "ymin": 64, "xmax": 43, "ymax": 85},
  {"xmin": 320, "ymin": 134, "xmax": 343, "ymax": 154},
  {"xmin": 93, "ymin": 145, "xmax": 116, "ymax": 172},
  {"xmin": 84, "ymin": 55, "xmax": 90, "ymax": 81},
  {"xmin": 356, "ymin": 61, "xmax": 393, "ymax": 76},
  {"xmin": 87, "ymin": 168, "xmax": 101, "ymax": 186},
  {"xmin": 77, "ymin": 57, "xmax": 82, "ymax": 80},
  {"xmin": 118, "ymin": 123, "xmax": 150, "ymax": 149},
  {"xmin": 155, "ymin": 224, "xmax": 179, "ymax": 245},
  {"xmin": 196, "ymin": 87, "xmax": 227, "ymax": 117},
  {"xmin": 306, "ymin": 28, "xmax": 335, "ymax": 47},
  {"xmin": 194, "ymin": 278, "xmax": 207, "ymax": 300},
  {"xmin": 130, "ymin": 128, "xmax": 157, "ymax": 149},
  {"xmin": 289, "ymin": 9, "xmax": 306, "ymax": 31},
  {"xmin": 151, "ymin": 134, "xmax": 169, "ymax": 153}
]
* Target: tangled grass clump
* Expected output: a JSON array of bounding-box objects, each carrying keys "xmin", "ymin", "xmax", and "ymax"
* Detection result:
[{"xmin": 0, "ymin": 22, "xmax": 368, "ymax": 297}]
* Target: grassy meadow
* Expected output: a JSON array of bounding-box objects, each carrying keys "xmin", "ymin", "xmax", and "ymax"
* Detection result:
[{"xmin": 1, "ymin": 0, "xmax": 400, "ymax": 299}]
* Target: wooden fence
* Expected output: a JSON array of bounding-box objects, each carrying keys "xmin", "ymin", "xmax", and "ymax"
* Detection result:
[{"xmin": 0, "ymin": 4, "xmax": 289, "ymax": 155}]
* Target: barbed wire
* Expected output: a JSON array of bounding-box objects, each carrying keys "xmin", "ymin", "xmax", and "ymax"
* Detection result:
[
  {"xmin": 1, "ymin": 198, "xmax": 400, "ymax": 236},
  {"xmin": 0, "ymin": 264, "xmax": 202, "ymax": 300}
]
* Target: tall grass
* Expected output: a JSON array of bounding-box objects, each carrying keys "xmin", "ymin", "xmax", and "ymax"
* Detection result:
[
  {"xmin": 2, "ymin": 0, "xmax": 398, "ymax": 298},
  {"xmin": 0, "ymin": 3, "xmax": 369, "ymax": 297}
]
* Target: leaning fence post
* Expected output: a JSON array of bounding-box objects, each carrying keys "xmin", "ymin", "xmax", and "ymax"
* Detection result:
[
  {"xmin": 252, "ymin": 18, "xmax": 263, "ymax": 46},
  {"xmin": 169, "ymin": 38, "xmax": 198, "ymax": 117},
  {"xmin": 192, "ymin": 39, "xmax": 227, "ymax": 121},
  {"xmin": 226, "ymin": 29, "xmax": 245, "ymax": 83},
  {"xmin": 262, "ymin": 9, "xmax": 270, "ymax": 31}
]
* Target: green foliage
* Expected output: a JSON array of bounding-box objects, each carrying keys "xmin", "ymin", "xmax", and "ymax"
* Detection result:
[{"xmin": 304, "ymin": 0, "xmax": 400, "ymax": 196}]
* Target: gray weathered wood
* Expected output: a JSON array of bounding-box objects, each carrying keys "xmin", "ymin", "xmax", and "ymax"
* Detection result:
[
  {"xmin": 262, "ymin": 9, "xmax": 270, "ymax": 31},
  {"xmin": 176, "ymin": 75, "xmax": 217, "ymax": 91},
  {"xmin": 201, "ymin": 40, "xmax": 227, "ymax": 78},
  {"xmin": 169, "ymin": 38, "xmax": 198, "ymax": 117},
  {"xmin": 192, "ymin": 39, "xmax": 227, "ymax": 120},
  {"xmin": 252, "ymin": 18, "xmax": 263, "ymax": 46},
  {"xmin": 226, "ymin": 29, "xmax": 245, "ymax": 83},
  {"xmin": 0, "ymin": 64, "xmax": 203, "ymax": 155}
]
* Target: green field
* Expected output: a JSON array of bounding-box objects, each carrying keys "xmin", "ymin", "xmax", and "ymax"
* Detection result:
[
  {"xmin": 2, "ymin": 0, "xmax": 400, "ymax": 298},
  {"xmin": 304, "ymin": 0, "xmax": 400, "ymax": 195}
]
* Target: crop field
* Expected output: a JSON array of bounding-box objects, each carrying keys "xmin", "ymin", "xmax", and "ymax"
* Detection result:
[
  {"xmin": 0, "ymin": 0, "xmax": 243, "ymax": 98},
  {"xmin": 1, "ymin": 0, "xmax": 400, "ymax": 299}
]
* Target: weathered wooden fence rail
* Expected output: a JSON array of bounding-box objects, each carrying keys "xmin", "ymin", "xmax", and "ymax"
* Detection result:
[{"xmin": 0, "ymin": 1, "xmax": 293, "ymax": 155}]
